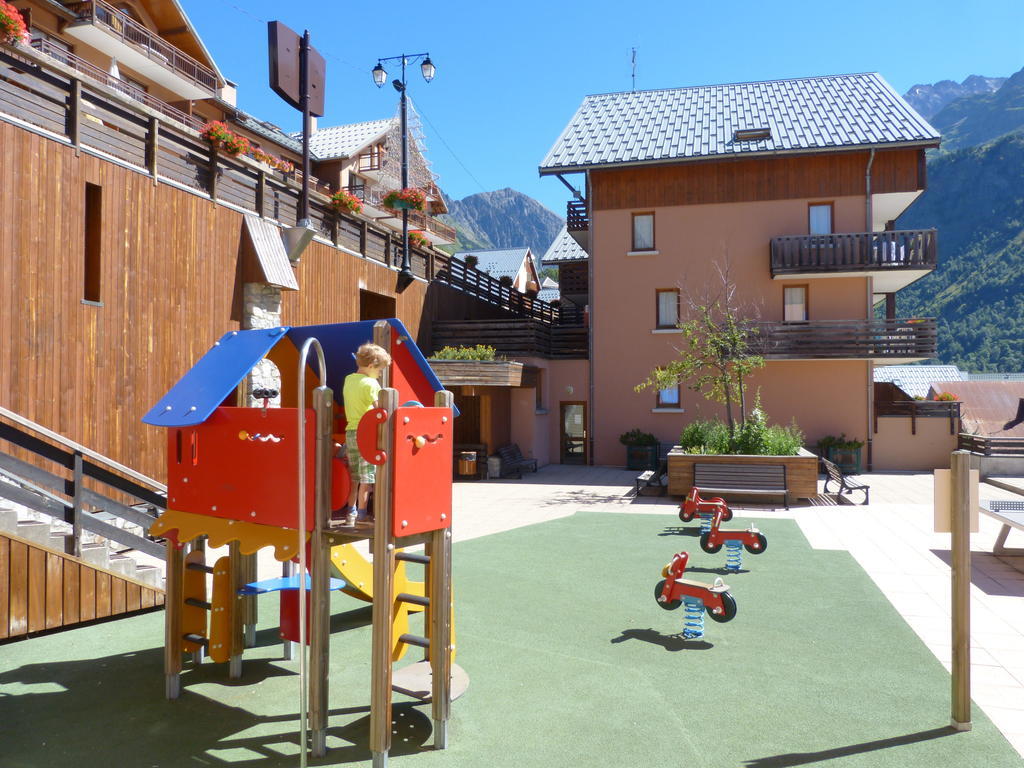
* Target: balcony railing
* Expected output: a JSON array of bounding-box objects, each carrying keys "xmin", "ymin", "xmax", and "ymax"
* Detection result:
[
  {"xmin": 958, "ymin": 434, "xmax": 1024, "ymax": 457},
  {"xmin": 432, "ymin": 319, "xmax": 588, "ymax": 359},
  {"xmin": 408, "ymin": 208, "xmax": 457, "ymax": 244},
  {"xmin": 30, "ymin": 39, "xmax": 202, "ymax": 131},
  {"xmin": 771, "ymin": 229, "xmax": 937, "ymax": 276},
  {"xmin": 752, "ymin": 318, "xmax": 937, "ymax": 360},
  {"xmin": 566, "ymin": 199, "xmax": 588, "ymax": 231},
  {"xmin": 358, "ymin": 150, "xmax": 382, "ymax": 173},
  {"xmin": 67, "ymin": 0, "xmax": 218, "ymax": 93}
]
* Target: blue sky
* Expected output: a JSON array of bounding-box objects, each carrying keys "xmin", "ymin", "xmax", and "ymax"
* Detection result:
[{"xmin": 180, "ymin": 0, "xmax": 1024, "ymax": 216}]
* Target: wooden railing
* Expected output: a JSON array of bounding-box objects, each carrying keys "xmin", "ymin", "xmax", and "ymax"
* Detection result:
[
  {"xmin": 30, "ymin": 38, "xmax": 202, "ymax": 131},
  {"xmin": 67, "ymin": 0, "xmax": 218, "ymax": 93},
  {"xmin": 358, "ymin": 149, "xmax": 383, "ymax": 173},
  {"xmin": 433, "ymin": 258, "xmax": 567, "ymax": 324},
  {"xmin": 567, "ymin": 199, "xmax": 588, "ymax": 231},
  {"xmin": 874, "ymin": 400, "xmax": 961, "ymax": 435},
  {"xmin": 771, "ymin": 229, "xmax": 938, "ymax": 276},
  {"xmin": 432, "ymin": 319, "xmax": 588, "ymax": 359},
  {"xmin": 407, "ymin": 208, "xmax": 457, "ymax": 243},
  {"xmin": 957, "ymin": 434, "xmax": 1024, "ymax": 457},
  {"xmin": 0, "ymin": 406, "xmax": 167, "ymax": 559},
  {"xmin": 752, "ymin": 318, "xmax": 937, "ymax": 360}
]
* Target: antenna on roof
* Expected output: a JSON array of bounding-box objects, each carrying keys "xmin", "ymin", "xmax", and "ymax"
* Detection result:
[{"xmin": 631, "ymin": 48, "xmax": 637, "ymax": 91}]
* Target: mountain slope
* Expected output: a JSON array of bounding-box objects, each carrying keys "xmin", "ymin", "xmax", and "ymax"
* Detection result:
[
  {"xmin": 896, "ymin": 132, "xmax": 1024, "ymax": 371},
  {"xmin": 927, "ymin": 66, "xmax": 1024, "ymax": 153},
  {"xmin": 903, "ymin": 75, "xmax": 1005, "ymax": 120},
  {"xmin": 441, "ymin": 188, "xmax": 564, "ymax": 256}
]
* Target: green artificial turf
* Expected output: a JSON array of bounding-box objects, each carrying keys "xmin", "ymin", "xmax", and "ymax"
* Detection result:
[{"xmin": 0, "ymin": 512, "xmax": 1020, "ymax": 767}]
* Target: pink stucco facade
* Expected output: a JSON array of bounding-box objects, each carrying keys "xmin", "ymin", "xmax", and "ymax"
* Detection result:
[{"xmin": 588, "ymin": 195, "xmax": 874, "ymax": 466}]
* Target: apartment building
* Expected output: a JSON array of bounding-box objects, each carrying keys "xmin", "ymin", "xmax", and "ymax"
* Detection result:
[{"xmin": 539, "ymin": 73, "xmax": 944, "ymax": 468}]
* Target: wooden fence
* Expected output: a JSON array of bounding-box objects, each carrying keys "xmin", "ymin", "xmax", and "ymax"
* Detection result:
[
  {"xmin": 957, "ymin": 434, "xmax": 1024, "ymax": 457},
  {"xmin": 432, "ymin": 319, "xmax": 588, "ymax": 359},
  {"xmin": 771, "ymin": 229, "xmax": 938, "ymax": 275},
  {"xmin": 753, "ymin": 318, "xmax": 937, "ymax": 360},
  {"xmin": 874, "ymin": 400, "xmax": 961, "ymax": 435}
]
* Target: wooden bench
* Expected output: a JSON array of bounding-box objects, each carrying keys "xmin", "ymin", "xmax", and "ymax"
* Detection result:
[
  {"xmin": 821, "ymin": 457, "xmax": 870, "ymax": 505},
  {"xmin": 693, "ymin": 463, "xmax": 788, "ymax": 509},
  {"xmin": 497, "ymin": 444, "xmax": 538, "ymax": 478},
  {"xmin": 979, "ymin": 500, "xmax": 1024, "ymax": 556},
  {"xmin": 635, "ymin": 459, "xmax": 668, "ymax": 496}
]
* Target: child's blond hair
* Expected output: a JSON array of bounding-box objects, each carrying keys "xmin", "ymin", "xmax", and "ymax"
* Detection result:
[{"xmin": 355, "ymin": 342, "xmax": 391, "ymax": 369}]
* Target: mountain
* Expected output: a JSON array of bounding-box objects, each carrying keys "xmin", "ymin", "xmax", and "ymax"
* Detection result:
[
  {"xmin": 440, "ymin": 188, "xmax": 564, "ymax": 257},
  {"xmin": 926, "ymin": 66, "xmax": 1024, "ymax": 153},
  {"xmin": 896, "ymin": 131, "xmax": 1024, "ymax": 372},
  {"xmin": 903, "ymin": 74, "xmax": 1005, "ymax": 120}
]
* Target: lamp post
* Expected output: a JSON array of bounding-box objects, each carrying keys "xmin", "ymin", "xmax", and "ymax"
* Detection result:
[{"xmin": 371, "ymin": 53, "xmax": 435, "ymax": 283}]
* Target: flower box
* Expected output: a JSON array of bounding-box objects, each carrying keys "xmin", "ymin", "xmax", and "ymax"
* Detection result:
[{"xmin": 667, "ymin": 448, "xmax": 819, "ymax": 500}]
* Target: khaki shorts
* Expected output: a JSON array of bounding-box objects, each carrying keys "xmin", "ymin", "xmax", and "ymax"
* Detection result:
[{"xmin": 345, "ymin": 429, "xmax": 375, "ymax": 484}]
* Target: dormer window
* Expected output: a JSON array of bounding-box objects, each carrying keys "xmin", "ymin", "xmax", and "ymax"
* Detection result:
[{"xmin": 734, "ymin": 128, "xmax": 771, "ymax": 142}]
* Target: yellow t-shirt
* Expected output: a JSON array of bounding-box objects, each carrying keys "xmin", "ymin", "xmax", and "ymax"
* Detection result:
[{"xmin": 343, "ymin": 372, "xmax": 381, "ymax": 426}]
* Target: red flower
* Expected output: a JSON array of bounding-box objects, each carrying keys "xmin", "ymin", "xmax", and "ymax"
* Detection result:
[{"xmin": 0, "ymin": 2, "xmax": 30, "ymax": 46}]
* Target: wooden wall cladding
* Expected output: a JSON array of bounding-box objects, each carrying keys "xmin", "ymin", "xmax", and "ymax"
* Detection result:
[
  {"xmin": 0, "ymin": 530, "xmax": 164, "ymax": 640},
  {"xmin": 591, "ymin": 148, "xmax": 925, "ymax": 210},
  {"xmin": 0, "ymin": 120, "xmax": 427, "ymax": 480}
]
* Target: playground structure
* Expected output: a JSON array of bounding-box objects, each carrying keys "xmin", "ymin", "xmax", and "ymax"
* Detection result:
[
  {"xmin": 655, "ymin": 551, "xmax": 737, "ymax": 640},
  {"xmin": 698, "ymin": 507, "xmax": 768, "ymax": 573},
  {"xmin": 143, "ymin": 319, "xmax": 465, "ymax": 767}
]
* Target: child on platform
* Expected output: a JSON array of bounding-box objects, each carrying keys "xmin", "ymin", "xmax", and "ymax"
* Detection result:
[{"xmin": 340, "ymin": 342, "xmax": 391, "ymax": 527}]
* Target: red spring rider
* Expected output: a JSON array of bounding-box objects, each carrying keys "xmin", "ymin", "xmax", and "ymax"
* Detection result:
[
  {"xmin": 679, "ymin": 486, "xmax": 733, "ymax": 534},
  {"xmin": 655, "ymin": 551, "xmax": 737, "ymax": 640},
  {"xmin": 699, "ymin": 507, "xmax": 768, "ymax": 572}
]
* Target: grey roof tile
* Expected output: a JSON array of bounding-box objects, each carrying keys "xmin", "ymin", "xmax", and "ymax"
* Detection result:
[
  {"xmin": 453, "ymin": 247, "xmax": 533, "ymax": 279},
  {"xmin": 541, "ymin": 226, "xmax": 588, "ymax": 263},
  {"xmin": 302, "ymin": 119, "xmax": 395, "ymax": 160},
  {"xmin": 874, "ymin": 365, "xmax": 965, "ymax": 399},
  {"xmin": 541, "ymin": 73, "xmax": 939, "ymax": 172}
]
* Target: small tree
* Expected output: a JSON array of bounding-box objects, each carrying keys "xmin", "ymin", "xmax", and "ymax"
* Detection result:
[{"xmin": 636, "ymin": 268, "xmax": 764, "ymax": 433}]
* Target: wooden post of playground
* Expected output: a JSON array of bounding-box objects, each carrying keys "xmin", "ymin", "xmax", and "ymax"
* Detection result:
[
  {"xmin": 950, "ymin": 450, "xmax": 972, "ymax": 730},
  {"xmin": 228, "ymin": 542, "xmax": 245, "ymax": 679},
  {"xmin": 370, "ymin": 385, "xmax": 398, "ymax": 768},
  {"xmin": 429, "ymin": 389, "xmax": 454, "ymax": 749},
  {"xmin": 164, "ymin": 542, "xmax": 184, "ymax": 699},
  {"xmin": 309, "ymin": 385, "xmax": 333, "ymax": 757}
]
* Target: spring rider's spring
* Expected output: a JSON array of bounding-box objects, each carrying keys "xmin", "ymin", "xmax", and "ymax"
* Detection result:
[
  {"xmin": 724, "ymin": 539, "xmax": 743, "ymax": 572},
  {"xmin": 681, "ymin": 595, "xmax": 705, "ymax": 639},
  {"xmin": 699, "ymin": 510, "xmax": 714, "ymax": 534}
]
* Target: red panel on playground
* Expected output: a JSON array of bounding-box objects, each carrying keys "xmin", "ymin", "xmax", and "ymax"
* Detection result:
[
  {"xmin": 391, "ymin": 405, "xmax": 453, "ymax": 537},
  {"xmin": 167, "ymin": 407, "xmax": 350, "ymax": 530}
]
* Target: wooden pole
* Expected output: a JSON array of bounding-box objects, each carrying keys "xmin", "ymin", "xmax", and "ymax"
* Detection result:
[
  {"xmin": 369, "ymin": 386, "xmax": 397, "ymax": 767},
  {"xmin": 309, "ymin": 386, "xmax": 333, "ymax": 757},
  {"xmin": 164, "ymin": 543, "xmax": 183, "ymax": 699},
  {"xmin": 950, "ymin": 449, "xmax": 972, "ymax": 730},
  {"xmin": 228, "ymin": 541, "xmax": 244, "ymax": 679},
  {"xmin": 429, "ymin": 389, "xmax": 453, "ymax": 749}
]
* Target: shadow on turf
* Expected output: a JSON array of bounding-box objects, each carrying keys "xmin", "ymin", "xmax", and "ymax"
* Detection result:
[
  {"xmin": 659, "ymin": 525, "xmax": 701, "ymax": 537},
  {"xmin": 610, "ymin": 627, "xmax": 713, "ymax": 651},
  {"xmin": 0, "ymin": 645, "xmax": 434, "ymax": 766},
  {"xmin": 742, "ymin": 726, "xmax": 958, "ymax": 767}
]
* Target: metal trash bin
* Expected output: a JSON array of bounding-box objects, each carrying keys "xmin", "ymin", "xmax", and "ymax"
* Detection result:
[
  {"xmin": 487, "ymin": 454, "xmax": 502, "ymax": 480},
  {"xmin": 457, "ymin": 451, "xmax": 477, "ymax": 477}
]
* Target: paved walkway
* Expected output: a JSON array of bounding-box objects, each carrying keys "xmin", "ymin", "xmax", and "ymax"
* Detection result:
[{"xmin": 450, "ymin": 465, "xmax": 1024, "ymax": 758}]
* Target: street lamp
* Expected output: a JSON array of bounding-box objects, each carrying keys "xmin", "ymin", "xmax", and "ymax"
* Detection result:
[{"xmin": 371, "ymin": 53, "xmax": 435, "ymax": 283}]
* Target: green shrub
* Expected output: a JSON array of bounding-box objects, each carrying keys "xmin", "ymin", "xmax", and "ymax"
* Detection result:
[
  {"xmin": 678, "ymin": 412, "xmax": 803, "ymax": 456},
  {"xmin": 431, "ymin": 344, "xmax": 497, "ymax": 361},
  {"xmin": 619, "ymin": 428, "xmax": 658, "ymax": 446}
]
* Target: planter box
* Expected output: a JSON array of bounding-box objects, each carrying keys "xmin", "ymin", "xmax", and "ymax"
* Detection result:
[
  {"xmin": 428, "ymin": 359, "xmax": 524, "ymax": 387},
  {"xmin": 625, "ymin": 444, "xmax": 658, "ymax": 471},
  {"xmin": 826, "ymin": 446, "xmax": 862, "ymax": 474},
  {"xmin": 667, "ymin": 448, "xmax": 819, "ymax": 500}
]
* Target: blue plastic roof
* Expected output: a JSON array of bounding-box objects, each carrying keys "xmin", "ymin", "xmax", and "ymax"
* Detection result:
[
  {"xmin": 143, "ymin": 319, "xmax": 454, "ymax": 428},
  {"xmin": 142, "ymin": 327, "xmax": 289, "ymax": 427}
]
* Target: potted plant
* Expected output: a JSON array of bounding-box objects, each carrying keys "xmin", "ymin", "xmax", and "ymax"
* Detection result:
[
  {"xmin": 0, "ymin": 2, "xmax": 29, "ymax": 46},
  {"xmin": 330, "ymin": 189, "xmax": 363, "ymax": 215},
  {"xmin": 464, "ymin": 254, "xmax": 479, "ymax": 269},
  {"xmin": 382, "ymin": 187, "xmax": 426, "ymax": 211},
  {"xmin": 199, "ymin": 121, "xmax": 250, "ymax": 157},
  {"xmin": 620, "ymin": 428, "xmax": 659, "ymax": 471},
  {"xmin": 408, "ymin": 230, "xmax": 428, "ymax": 249},
  {"xmin": 934, "ymin": 392, "xmax": 958, "ymax": 401},
  {"xmin": 817, "ymin": 433, "xmax": 864, "ymax": 474}
]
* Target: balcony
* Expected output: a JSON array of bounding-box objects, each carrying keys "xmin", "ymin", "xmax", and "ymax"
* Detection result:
[
  {"xmin": 408, "ymin": 209, "xmax": 456, "ymax": 245},
  {"xmin": 64, "ymin": 0, "xmax": 218, "ymax": 100},
  {"xmin": 753, "ymin": 318, "xmax": 937, "ymax": 363},
  {"xmin": 566, "ymin": 199, "xmax": 589, "ymax": 250},
  {"xmin": 432, "ymin": 319, "xmax": 588, "ymax": 360},
  {"xmin": 29, "ymin": 39, "xmax": 202, "ymax": 131},
  {"xmin": 771, "ymin": 229, "xmax": 937, "ymax": 295}
]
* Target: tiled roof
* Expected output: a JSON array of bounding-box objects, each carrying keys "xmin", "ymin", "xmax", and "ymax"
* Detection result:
[
  {"xmin": 540, "ymin": 73, "xmax": 939, "ymax": 173},
  {"xmin": 453, "ymin": 247, "xmax": 532, "ymax": 280},
  {"xmin": 305, "ymin": 119, "xmax": 394, "ymax": 160},
  {"xmin": 541, "ymin": 227, "xmax": 588, "ymax": 263},
  {"xmin": 541, "ymin": 276, "xmax": 559, "ymax": 289},
  {"xmin": 234, "ymin": 113, "xmax": 303, "ymax": 154},
  {"xmin": 537, "ymin": 287, "xmax": 560, "ymax": 303},
  {"xmin": 874, "ymin": 365, "xmax": 965, "ymax": 399}
]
